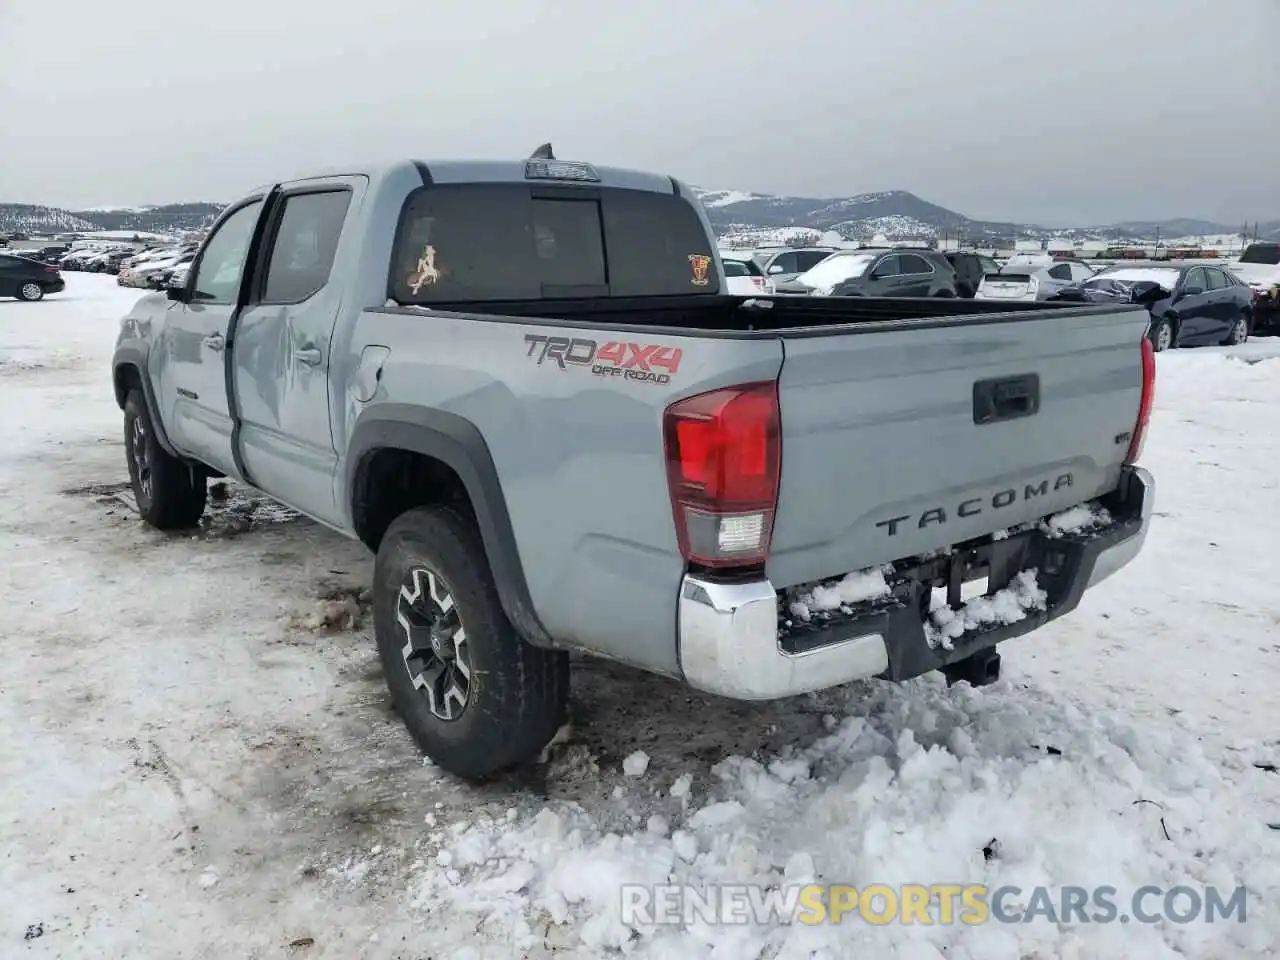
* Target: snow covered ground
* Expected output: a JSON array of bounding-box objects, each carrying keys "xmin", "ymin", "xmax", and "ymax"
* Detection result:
[{"xmin": 2, "ymin": 275, "xmax": 1278, "ymax": 959}]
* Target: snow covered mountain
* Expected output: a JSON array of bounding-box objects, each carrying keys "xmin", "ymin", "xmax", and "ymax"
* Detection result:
[
  {"xmin": 694, "ymin": 187, "xmax": 997, "ymax": 240},
  {"xmin": 0, "ymin": 202, "xmax": 224, "ymax": 236},
  {"xmin": 692, "ymin": 187, "xmax": 1275, "ymax": 246}
]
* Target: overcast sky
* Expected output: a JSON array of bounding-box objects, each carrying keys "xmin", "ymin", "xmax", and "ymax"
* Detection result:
[{"xmin": 1, "ymin": 0, "xmax": 1275, "ymax": 226}]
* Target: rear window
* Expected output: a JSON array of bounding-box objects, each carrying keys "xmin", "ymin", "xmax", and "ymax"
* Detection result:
[
  {"xmin": 722, "ymin": 260, "xmax": 750, "ymax": 277},
  {"xmin": 1239, "ymin": 244, "xmax": 1280, "ymax": 266},
  {"xmin": 389, "ymin": 183, "xmax": 719, "ymax": 303}
]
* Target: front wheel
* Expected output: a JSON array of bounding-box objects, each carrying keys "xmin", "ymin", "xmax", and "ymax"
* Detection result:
[
  {"xmin": 123, "ymin": 389, "xmax": 208, "ymax": 529},
  {"xmin": 373, "ymin": 506, "xmax": 569, "ymax": 780},
  {"xmin": 17, "ymin": 282, "xmax": 44, "ymax": 302},
  {"xmin": 1223, "ymin": 312, "xmax": 1249, "ymax": 346}
]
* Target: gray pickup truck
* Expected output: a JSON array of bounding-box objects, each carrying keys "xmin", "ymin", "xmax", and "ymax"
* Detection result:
[{"xmin": 112, "ymin": 150, "xmax": 1157, "ymax": 780}]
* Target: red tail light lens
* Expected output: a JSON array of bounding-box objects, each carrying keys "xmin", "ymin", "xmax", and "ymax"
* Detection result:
[
  {"xmin": 1125, "ymin": 335, "xmax": 1156, "ymax": 465},
  {"xmin": 663, "ymin": 381, "xmax": 781, "ymax": 569},
  {"xmin": 44, "ymin": 266, "xmax": 58, "ymax": 273}
]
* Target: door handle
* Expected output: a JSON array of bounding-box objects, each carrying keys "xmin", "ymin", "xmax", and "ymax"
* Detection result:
[
  {"xmin": 202, "ymin": 334, "xmax": 225, "ymax": 352},
  {"xmin": 294, "ymin": 347, "xmax": 322, "ymax": 366}
]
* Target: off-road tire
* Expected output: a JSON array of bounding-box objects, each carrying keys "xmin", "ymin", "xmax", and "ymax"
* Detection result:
[
  {"xmin": 123, "ymin": 389, "xmax": 207, "ymax": 529},
  {"xmin": 373, "ymin": 505, "xmax": 569, "ymax": 780}
]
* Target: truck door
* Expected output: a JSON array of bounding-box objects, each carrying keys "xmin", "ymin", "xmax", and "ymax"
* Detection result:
[
  {"xmin": 231, "ymin": 178, "xmax": 362, "ymax": 525},
  {"xmin": 159, "ymin": 197, "xmax": 266, "ymax": 476}
]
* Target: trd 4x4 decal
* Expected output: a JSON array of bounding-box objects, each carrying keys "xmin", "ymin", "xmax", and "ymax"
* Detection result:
[{"xmin": 523, "ymin": 334, "xmax": 683, "ymax": 385}]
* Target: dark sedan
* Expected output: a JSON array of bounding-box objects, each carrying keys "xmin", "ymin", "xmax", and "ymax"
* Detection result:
[
  {"xmin": 0, "ymin": 253, "xmax": 65, "ymax": 301},
  {"xmin": 1050, "ymin": 263, "xmax": 1254, "ymax": 351}
]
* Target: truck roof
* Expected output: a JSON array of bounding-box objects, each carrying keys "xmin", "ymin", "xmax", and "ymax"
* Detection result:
[{"xmin": 261, "ymin": 158, "xmax": 682, "ymax": 197}]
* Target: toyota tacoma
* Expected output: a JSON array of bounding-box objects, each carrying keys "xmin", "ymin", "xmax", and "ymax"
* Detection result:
[{"xmin": 112, "ymin": 149, "xmax": 1157, "ymax": 779}]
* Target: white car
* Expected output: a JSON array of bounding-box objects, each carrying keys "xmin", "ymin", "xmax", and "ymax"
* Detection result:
[
  {"xmin": 1227, "ymin": 243, "xmax": 1279, "ymax": 316},
  {"xmin": 719, "ymin": 253, "xmax": 775, "ymax": 296},
  {"xmin": 976, "ymin": 256, "xmax": 1095, "ymax": 302},
  {"xmin": 165, "ymin": 262, "xmax": 191, "ymax": 288},
  {"xmin": 118, "ymin": 248, "xmax": 188, "ymax": 287}
]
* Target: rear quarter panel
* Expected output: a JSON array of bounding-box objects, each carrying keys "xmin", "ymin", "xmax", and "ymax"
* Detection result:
[{"xmin": 341, "ymin": 310, "xmax": 782, "ymax": 676}]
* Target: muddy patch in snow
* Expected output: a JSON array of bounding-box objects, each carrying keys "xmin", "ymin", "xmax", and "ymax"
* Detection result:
[
  {"xmin": 62, "ymin": 477, "xmax": 309, "ymax": 539},
  {"xmin": 200, "ymin": 482, "xmax": 306, "ymax": 538},
  {"xmin": 60, "ymin": 479, "xmax": 133, "ymax": 503},
  {"xmin": 288, "ymin": 580, "xmax": 374, "ymax": 632}
]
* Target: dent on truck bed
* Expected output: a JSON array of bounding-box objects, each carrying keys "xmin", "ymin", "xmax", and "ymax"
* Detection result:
[{"xmin": 344, "ymin": 404, "xmax": 554, "ymax": 648}]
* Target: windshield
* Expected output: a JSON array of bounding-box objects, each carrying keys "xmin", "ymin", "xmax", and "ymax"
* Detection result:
[
  {"xmin": 1239, "ymin": 244, "xmax": 1280, "ymax": 266},
  {"xmin": 796, "ymin": 253, "xmax": 875, "ymax": 288},
  {"xmin": 1093, "ymin": 267, "xmax": 1182, "ymax": 288}
]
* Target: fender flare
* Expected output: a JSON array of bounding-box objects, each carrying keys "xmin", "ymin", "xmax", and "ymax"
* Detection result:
[
  {"xmin": 344, "ymin": 405, "xmax": 553, "ymax": 647},
  {"xmin": 112, "ymin": 342, "xmax": 180, "ymax": 458}
]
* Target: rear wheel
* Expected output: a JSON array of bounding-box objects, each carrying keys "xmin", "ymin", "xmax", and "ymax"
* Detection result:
[
  {"xmin": 1149, "ymin": 317, "xmax": 1175, "ymax": 352},
  {"xmin": 373, "ymin": 506, "xmax": 569, "ymax": 780},
  {"xmin": 17, "ymin": 282, "xmax": 44, "ymax": 302},
  {"xmin": 123, "ymin": 389, "xmax": 208, "ymax": 529},
  {"xmin": 1223, "ymin": 312, "xmax": 1249, "ymax": 346}
]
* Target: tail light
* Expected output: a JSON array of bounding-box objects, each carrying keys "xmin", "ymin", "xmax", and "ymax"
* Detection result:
[
  {"xmin": 752, "ymin": 277, "xmax": 767, "ymax": 292},
  {"xmin": 663, "ymin": 381, "xmax": 781, "ymax": 569},
  {"xmin": 44, "ymin": 266, "xmax": 59, "ymax": 274},
  {"xmin": 1124, "ymin": 335, "xmax": 1156, "ymax": 465}
]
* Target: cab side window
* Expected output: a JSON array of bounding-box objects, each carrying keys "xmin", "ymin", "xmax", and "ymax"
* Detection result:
[
  {"xmin": 191, "ymin": 201, "xmax": 264, "ymax": 304},
  {"xmin": 261, "ymin": 190, "xmax": 351, "ymax": 304}
]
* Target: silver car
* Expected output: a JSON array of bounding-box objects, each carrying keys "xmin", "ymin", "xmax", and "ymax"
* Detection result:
[
  {"xmin": 976, "ymin": 256, "xmax": 1095, "ymax": 302},
  {"xmin": 752, "ymin": 247, "xmax": 839, "ymax": 285}
]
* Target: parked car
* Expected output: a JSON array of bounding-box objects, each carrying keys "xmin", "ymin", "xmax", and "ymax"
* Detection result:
[
  {"xmin": 944, "ymin": 251, "xmax": 1002, "ymax": 298},
  {"xmin": 719, "ymin": 253, "xmax": 775, "ymax": 296},
  {"xmin": 1051, "ymin": 263, "xmax": 1254, "ymax": 351},
  {"xmin": 113, "ymin": 151, "xmax": 1156, "ymax": 780},
  {"xmin": 976, "ymin": 256, "xmax": 1095, "ymax": 302},
  {"xmin": 1226, "ymin": 242, "xmax": 1279, "ymax": 333},
  {"xmin": 163, "ymin": 262, "xmax": 192, "ymax": 288},
  {"xmin": 11, "ymin": 244, "xmax": 70, "ymax": 265},
  {"xmin": 0, "ymin": 253, "xmax": 65, "ymax": 301},
  {"xmin": 774, "ymin": 248, "xmax": 958, "ymax": 298},
  {"xmin": 118, "ymin": 248, "xmax": 194, "ymax": 288},
  {"xmin": 751, "ymin": 246, "xmax": 839, "ymax": 285}
]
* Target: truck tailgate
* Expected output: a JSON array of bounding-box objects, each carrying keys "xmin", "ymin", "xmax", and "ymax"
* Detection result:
[{"xmin": 766, "ymin": 305, "xmax": 1152, "ymax": 589}]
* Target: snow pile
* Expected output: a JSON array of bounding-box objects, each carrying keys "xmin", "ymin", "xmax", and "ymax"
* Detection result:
[
  {"xmin": 926, "ymin": 570, "xmax": 1048, "ymax": 650},
  {"xmin": 786, "ymin": 564, "xmax": 893, "ymax": 623},
  {"xmin": 1041, "ymin": 501, "xmax": 1113, "ymax": 538},
  {"xmin": 403, "ymin": 679, "xmax": 1277, "ymax": 957}
]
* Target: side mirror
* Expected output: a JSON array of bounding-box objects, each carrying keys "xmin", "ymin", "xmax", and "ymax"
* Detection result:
[
  {"xmin": 1127, "ymin": 281, "xmax": 1166, "ymax": 306},
  {"xmin": 1180, "ymin": 285, "xmax": 1204, "ymax": 298},
  {"xmin": 165, "ymin": 285, "xmax": 187, "ymax": 302},
  {"xmin": 767, "ymin": 264, "xmax": 785, "ymax": 275}
]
